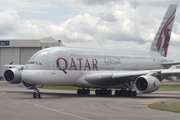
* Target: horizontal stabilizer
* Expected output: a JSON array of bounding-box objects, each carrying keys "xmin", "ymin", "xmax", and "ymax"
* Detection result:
[{"xmin": 162, "ymin": 61, "xmax": 180, "ymax": 68}]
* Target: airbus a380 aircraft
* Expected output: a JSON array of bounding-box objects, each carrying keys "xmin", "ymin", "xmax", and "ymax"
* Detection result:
[{"xmin": 3, "ymin": 4, "xmax": 180, "ymax": 98}]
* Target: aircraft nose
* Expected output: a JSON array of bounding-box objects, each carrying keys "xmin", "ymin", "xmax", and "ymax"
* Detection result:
[{"xmin": 21, "ymin": 70, "xmax": 37, "ymax": 84}]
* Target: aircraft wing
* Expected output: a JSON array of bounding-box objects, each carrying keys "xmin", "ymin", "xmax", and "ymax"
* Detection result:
[
  {"xmin": 4, "ymin": 64, "xmax": 25, "ymax": 69},
  {"xmin": 83, "ymin": 69, "xmax": 180, "ymax": 86},
  {"xmin": 84, "ymin": 71, "xmax": 148, "ymax": 86}
]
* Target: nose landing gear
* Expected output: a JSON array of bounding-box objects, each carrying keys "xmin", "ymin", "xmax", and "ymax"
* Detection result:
[{"xmin": 33, "ymin": 87, "xmax": 42, "ymax": 99}]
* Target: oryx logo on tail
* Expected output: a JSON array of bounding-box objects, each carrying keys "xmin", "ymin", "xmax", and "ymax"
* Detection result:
[
  {"xmin": 156, "ymin": 10, "xmax": 176, "ymax": 57},
  {"xmin": 150, "ymin": 4, "xmax": 177, "ymax": 57}
]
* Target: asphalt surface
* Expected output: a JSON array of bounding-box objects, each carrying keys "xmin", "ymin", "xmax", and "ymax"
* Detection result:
[{"xmin": 0, "ymin": 81, "xmax": 180, "ymax": 120}]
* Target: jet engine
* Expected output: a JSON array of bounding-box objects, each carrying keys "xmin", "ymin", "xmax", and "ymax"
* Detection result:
[
  {"xmin": 22, "ymin": 80, "xmax": 36, "ymax": 89},
  {"xmin": 135, "ymin": 75, "xmax": 160, "ymax": 93},
  {"xmin": 4, "ymin": 68, "xmax": 22, "ymax": 84}
]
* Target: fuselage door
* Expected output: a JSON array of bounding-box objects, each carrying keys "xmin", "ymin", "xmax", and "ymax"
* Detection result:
[
  {"xmin": 117, "ymin": 64, "xmax": 121, "ymax": 71},
  {"xmin": 51, "ymin": 63, "xmax": 56, "ymax": 74}
]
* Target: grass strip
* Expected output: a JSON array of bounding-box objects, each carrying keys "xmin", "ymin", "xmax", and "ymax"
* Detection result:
[
  {"xmin": 159, "ymin": 84, "xmax": 180, "ymax": 91},
  {"xmin": 148, "ymin": 103, "xmax": 180, "ymax": 113}
]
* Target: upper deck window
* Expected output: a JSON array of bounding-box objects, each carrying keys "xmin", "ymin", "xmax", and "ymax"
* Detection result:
[{"xmin": 28, "ymin": 61, "xmax": 42, "ymax": 65}]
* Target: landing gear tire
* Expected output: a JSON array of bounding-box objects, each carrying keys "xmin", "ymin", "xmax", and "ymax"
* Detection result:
[
  {"xmin": 86, "ymin": 89, "xmax": 90, "ymax": 95},
  {"xmin": 38, "ymin": 93, "xmax": 41, "ymax": 99},
  {"xmin": 81, "ymin": 89, "xmax": 85, "ymax": 95},
  {"xmin": 119, "ymin": 90, "xmax": 123, "ymax": 96},
  {"xmin": 128, "ymin": 90, "xmax": 133, "ymax": 97},
  {"xmin": 77, "ymin": 89, "xmax": 90, "ymax": 95},
  {"xmin": 133, "ymin": 91, "xmax": 137, "ymax": 97},
  {"xmin": 108, "ymin": 90, "xmax": 112, "ymax": 95},
  {"xmin": 124, "ymin": 90, "xmax": 129, "ymax": 96},
  {"xmin": 33, "ymin": 92, "xmax": 41, "ymax": 99},
  {"xmin": 33, "ymin": 87, "xmax": 42, "ymax": 99},
  {"xmin": 95, "ymin": 89, "xmax": 112, "ymax": 96},
  {"xmin": 114, "ymin": 89, "xmax": 137, "ymax": 97},
  {"xmin": 33, "ymin": 92, "xmax": 37, "ymax": 99},
  {"xmin": 115, "ymin": 90, "xmax": 119, "ymax": 96},
  {"xmin": 115, "ymin": 90, "xmax": 123, "ymax": 96},
  {"xmin": 95, "ymin": 90, "xmax": 98, "ymax": 95},
  {"xmin": 96, "ymin": 89, "xmax": 100, "ymax": 95},
  {"xmin": 77, "ymin": 89, "xmax": 81, "ymax": 95}
]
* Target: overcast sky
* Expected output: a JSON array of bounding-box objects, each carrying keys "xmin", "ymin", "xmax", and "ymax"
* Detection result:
[{"xmin": 1, "ymin": 0, "xmax": 180, "ymax": 61}]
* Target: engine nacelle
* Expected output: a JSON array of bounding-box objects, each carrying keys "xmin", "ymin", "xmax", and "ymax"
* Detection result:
[
  {"xmin": 3, "ymin": 68, "xmax": 22, "ymax": 84},
  {"xmin": 135, "ymin": 75, "xmax": 160, "ymax": 93},
  {"xmin": 22, "ymin": 80, "xmax": 36, "ymax": 89}
]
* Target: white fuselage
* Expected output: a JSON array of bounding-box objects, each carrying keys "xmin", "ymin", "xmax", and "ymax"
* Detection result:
[{"xmin": 21, "ymin": 47, "xmax": 170, "ymax": 88}]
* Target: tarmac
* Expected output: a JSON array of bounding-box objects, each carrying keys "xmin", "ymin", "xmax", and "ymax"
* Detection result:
[{"xmin": 0, "ymin": 81, "xmax": 180, "ymax": 120}]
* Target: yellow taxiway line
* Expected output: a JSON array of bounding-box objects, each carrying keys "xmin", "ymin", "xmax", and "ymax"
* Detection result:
[
  {"xmin": 0, "ymin": 92, "xmax": 5, "ymax": 95},
  {"xmin": 25, "ymin": 100, "xmax": 89, "ymax": 120},
  {"xmin": 143, "ymin": 98, "xmax": 173, "ymax": 106}
]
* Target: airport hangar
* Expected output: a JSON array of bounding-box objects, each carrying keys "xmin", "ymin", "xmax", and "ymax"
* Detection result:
[{"xmin": 0, "ymin": 37, "xmax": 64, "ymax": 78}]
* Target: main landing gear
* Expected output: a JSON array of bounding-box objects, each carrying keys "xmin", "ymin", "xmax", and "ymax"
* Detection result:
[
  {"xmin": 115, "ymin": 89, "xmax": 137, "ymax": 97},
  {"xmin": 76, "ymin": 88, "xmax": 137, "ymax": 97},
  {"xmin": 77, "ymin": 88, "xmax": 90, "ymax": 95},
  {"xmin": 95, "ymin": 89, "xmax": 112, "ymax": 96},
  {"xmin": 33, "ymin": 87, "xmax": 42, "ymax": 99}
]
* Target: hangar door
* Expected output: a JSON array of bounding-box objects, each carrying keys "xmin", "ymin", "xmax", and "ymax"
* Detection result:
[
  {"xmin": 0, "ymin": 48, "xmax": 20, "ymax": 77},
  {"xmin": 20, "ymin": 47, "xmax": 41, "ymax": 64}
]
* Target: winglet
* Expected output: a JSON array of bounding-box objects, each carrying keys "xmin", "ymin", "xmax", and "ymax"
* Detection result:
[{"xmin": 9, "ymin": 61, "xmax": 13, "ymax": 65}]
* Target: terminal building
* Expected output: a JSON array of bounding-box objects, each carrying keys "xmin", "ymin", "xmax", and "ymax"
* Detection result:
[{"xmin": 0, "ymin": 37, "xmax": 64, "ymax": 77}]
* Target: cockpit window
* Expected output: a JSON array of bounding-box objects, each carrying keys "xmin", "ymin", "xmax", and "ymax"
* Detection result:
[
  {"xmin": 28, "ymin": 61, "xmax": 42, "ymax": 65},
  {"xmin": 28, "ymin": 61, "xmax": 35, "ymax": 64}
]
